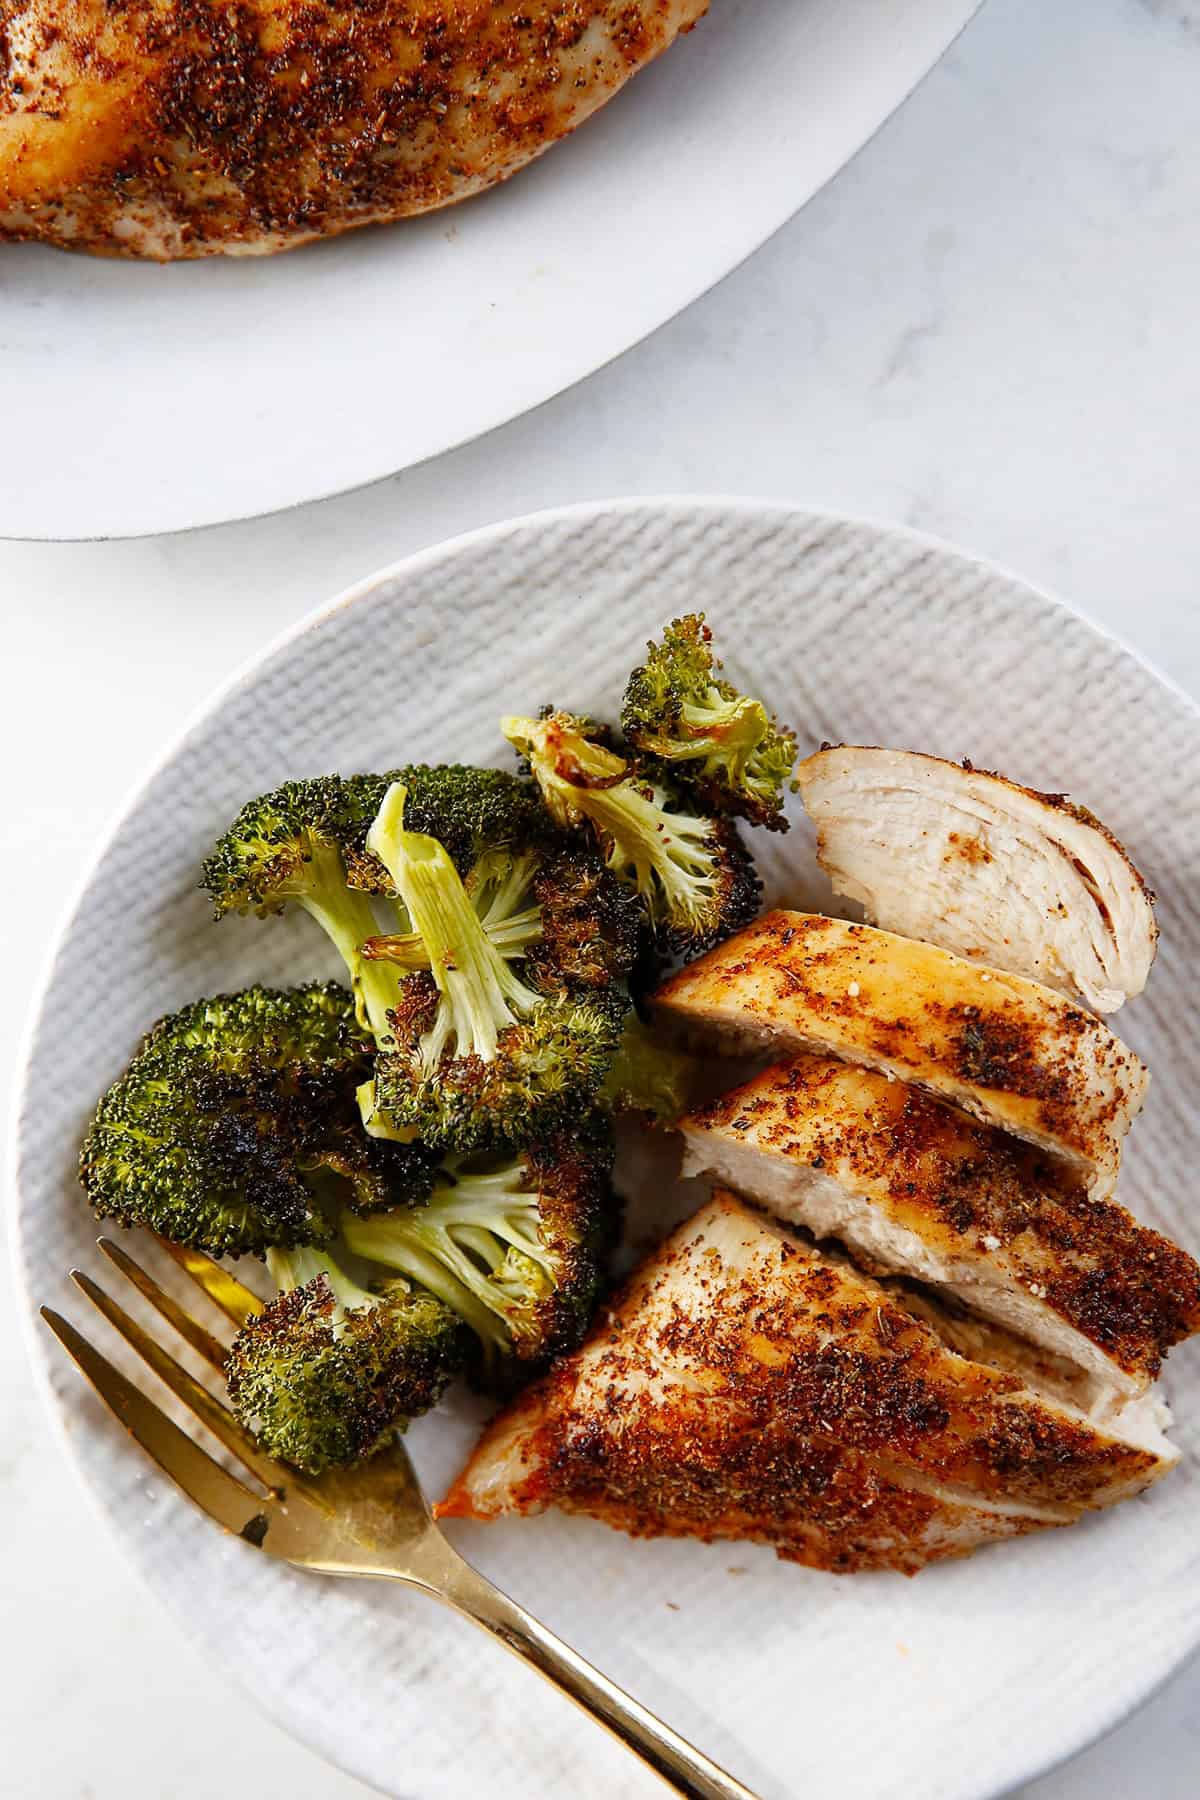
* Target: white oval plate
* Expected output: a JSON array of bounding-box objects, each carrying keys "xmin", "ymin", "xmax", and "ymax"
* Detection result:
[
  {"xmin": 0, "ymin": 0, "xmax": 980, "ymax": 542},
  {"xmin": 15, "ymin": 499, "xmax": 1200, "ymax": 1800}
]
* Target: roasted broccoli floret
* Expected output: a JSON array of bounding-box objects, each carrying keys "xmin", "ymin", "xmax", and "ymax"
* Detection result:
[
  {"xmin": 79, "ymin": 984, "xmax": 438, "ymax": 1258},
  {"xmin": 362, "ymin": 784, "xmax": 628, "ymax": 1151},
  {"xmin": 526, "ymin": 846, "xmax": 646, "ymax": 992},
  {"xmin": 362, "ymin": 835, "xmax": 642, "ymax": 994},
  {"xmin": 200, "ymin": 767, "xmax": 550, "ymax": 1048},
  {"xmin": 226, "ymin": 1246, "xmax": 466, "ymax": 1474},
  {"xmin": 374, "ymin": 763, "xmax": 549, "ymax": 878},
  {"xmin": 621, "ymin": 615, "xmax": 797, "ymax": 831},
  {"xmin": 342, "ymin": 1121, "xmax": 616, "ymax": 1370},
  {"xmin": 201, "ymin": 777, "xmax": 406, "ymax": 1047},
  {"xmin": 502, "ymin": 711, "xmax": 761, "ymax": 954},
  {"xmin": 600, "ymin": 1015, "xmax": 706, "ymax": 1123}
]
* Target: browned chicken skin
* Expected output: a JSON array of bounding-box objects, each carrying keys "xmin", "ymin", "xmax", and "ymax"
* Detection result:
[
  {"xmin": 653, "ymin": 911, "xmax": 1149, "ymax": 1197},
  {"xmin": 439, "ymin": 1193, "xmax": 1177, "ymax": 1573},
  {"xmin": 0, "ymin": 0, "xmax": 708, "ymax": 258},
  {"xmin": 680, "ymin": 1055, "xmax": 1200, "ymax": 1404}
]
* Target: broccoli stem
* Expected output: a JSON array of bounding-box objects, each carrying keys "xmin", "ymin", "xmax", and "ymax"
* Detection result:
[
  {"xmin": 341, "ymin": 1210, "xmax": 508, "ymax": 1351},
  {"xmin": 669, "ymin": 694, "xmax": 769, "ymax": 768},
  {"xmin": 295, "ymin": 845, "xmax": 403, "ymax": 1047},
  {"xmin": 356, "ymin": 1077, "xmax": 422, "ymax": 1143},
  {"xmin": 266, "ymin": 1245, "xmax": 380, "ymax": 1326},
  {"xmin": 468, "ymin": 850, "xmax": 544, "ymax": 955},
  {"xmin": 360, "ymin": 857, "xmax": 543, "ymax": 968},
  {"xmin": 367, "ymin": 784, "xmax": 543, "ymax": 1068},
  {"xmin": 482, "ymin": 910, "xmax": 543, "ymax": 956}
]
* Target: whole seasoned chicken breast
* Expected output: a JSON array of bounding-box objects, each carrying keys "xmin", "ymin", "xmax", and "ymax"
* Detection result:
[
  {"xmin": 652, "ymin": 911, "xmax": 1148, "ymax": 1197},
  {"xmin": 0, "ymin": 0, "xmax": 708, "ymax": 259},
  {"xmin": 438, "ymin": 1193, "xmax": 1177, "ymax": 1573},
  {"xmin": 794, "ymin": 747, "xmax": 1158, "ymax": 1014},
  {"xmin": 680, "ymin": 1056, "xmax": 1200, "ymax": 1407}
]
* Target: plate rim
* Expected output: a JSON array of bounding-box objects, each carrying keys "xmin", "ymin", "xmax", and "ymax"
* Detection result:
[
  {"xmin": 2, "ymin": 0, "xmax": 985, "ymax": 543},
  {"xmin": 12, "ymin": 492, "xmax": 1200, "ymax": 1800}
]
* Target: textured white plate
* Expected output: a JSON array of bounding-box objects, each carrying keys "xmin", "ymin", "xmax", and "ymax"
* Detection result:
[
  {"xmin": 15, "ymin": 499, "xmax": 1200, "ymax": 1800},
  {"xmin": 0, "ymin": 0, "xmax": 981, "ymax": 541}
]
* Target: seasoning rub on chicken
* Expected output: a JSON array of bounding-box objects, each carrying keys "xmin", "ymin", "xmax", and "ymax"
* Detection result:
[
  {"xmin": 0, "ymin": 1, "xmax": 708, "ymax": 259},
  {"xmin": 652, "ymin": 911, "xmax": 1148, "ymax": 1198},
  {"xmin": 794, "ymin": 747, "xmax": 1158, "ymax": 1014},
  {"xmin": 680, "ymin": 1056, "xmax": 1200, "ymax": 1410},
  {"xmin": 438, "ymin": 1193, "xmax": 1178, "ymax": 1574}
]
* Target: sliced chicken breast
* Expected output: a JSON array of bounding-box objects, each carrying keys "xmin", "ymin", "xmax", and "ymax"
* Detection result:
[
  {"xmin": 1, "ymin": 1, "xmax": 708, "ymax": 259},
  {"xmin": 794, "ymin": 747, "xmax": 1158, "ymax": 1014},
  {"xmin": 651, "ymin": 911, "xmax": 1148, "ymax": 1197},
  {"xmin": 438, "ymin": 1193, "xmax": 1177, "ymax": 1574},
  {"xmin": 680, "ymin": 1056, "xmax": 1200, "ymax": 1408}
]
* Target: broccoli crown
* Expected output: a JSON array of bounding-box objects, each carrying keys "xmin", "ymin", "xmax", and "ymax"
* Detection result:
[
  {"xmin": 200, "ymin": 768, "xmax": 564, "ymax": 1049},
  {"xmin": 376, "ymin": 764, "xmax": 549, "ymax": 880},
  {"xmin": 363, "ymin": 784, "xmax": 629, "ymax": 1150},
  {"xmin": 342, "ymin": 1118, "xmax": 617, "ymax": 1369},
  {"xmin": 200, "ymin": 776, "xmax": 409, "ymax": 1048},
  {"xmin": 201, "ymin": 767, "xmax": 545, "ymax": 907},
  {"xmin": 79, "ymin": 984, "xmax": 437, "ymax": 1258},
  {"xmin": 501, "ymin": 712, "xmax": 761, "ymax": 954},
  {"xmin": 364, "ymin": 839, "xmax": 641, "ymax": 998},
  {"xmin": 225, "ymin": 1247, "xmax": 466, "ymax": 1474},
  {"xmin": 527, "ymin": 847, "xmax": 646, "ymax": 993},
  {"xmin": 374, "ymin": 985, "xmax": 625, "ymax": 1151},
  {"xmin": 200, "ymin": 777, "xmax": 380, "ymax": 917},
  {"xmin": 621, "ymin": 614, "xmax": 797, "ymax": 831}
]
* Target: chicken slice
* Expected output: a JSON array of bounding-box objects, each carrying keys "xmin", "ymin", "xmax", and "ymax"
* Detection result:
[
  {"xmin": 679, "ymin": 1056, "xmax": 1200, "ymax": 1408},
  {"xmin": 0, "ymin": 1, "xmax": 709, "ymax": 259},
  {"xmin": 651, "ymin": 911, "xmax": 1148, "ymax": 1197},
  {"xmin": 437, "ymin": 1193, "xmax": 1177, "ymax": 1574},
  {"xmin": 794, "ymin": 747, "xmax": 1158, "ymax": 1014}
]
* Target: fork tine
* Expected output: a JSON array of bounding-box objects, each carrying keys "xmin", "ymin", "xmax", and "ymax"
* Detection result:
[
  {"xmin": 70, "ymin": 1270, "xmax": 284, "ymax": 1496},
  {"xmin": 156, "ymin": 1237, "xmax": 264, "ymax": 1328},
  {"xmin": 41, "ymin": 1307, "xmax": 275, "ymax": 1543},
  {"xmin": 96, "ymin": 1238, "xmax": 230, "ymax": 1373}
]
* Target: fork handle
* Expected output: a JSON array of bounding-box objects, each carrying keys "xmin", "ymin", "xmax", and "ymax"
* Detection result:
[{"xmin": 430, "ymin": 1551, "xmax": 761, "ymax": 1800}]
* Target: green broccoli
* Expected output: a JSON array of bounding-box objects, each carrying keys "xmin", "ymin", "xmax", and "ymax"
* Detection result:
[
  {"xmin": 225, "ymin": 1246, "xmax": 466, "ymax": 1474},
  {"xmin": 362, "ymin": 841, "xmax": 643, "ymax": 991},
  {"xmin": 342, "ymin": 1120, "xmax": 616, "ymax": 1370},
  {"xmin": 502, "ymin": 711, "xmax": 761, "ymax": 954},
  {"xmin": 362, "ymin": 784, "xmax": 628, "ymax": 1151},
  {"xmin": 525, "ymin": 845, "xmax": 646, "ymax": 992},
  {"xmin": 357, "ymin": 845, "xmax": 544, "ymax": 974},
  {"xmin": 79, "ymin": 984, "xmax": 438, "ymax": 1259},
  {"xmin": 600, "ymin": 1015, "xmax": 706, "ymax": 1124},
  {"xmin": 621, "ymin": 615, "xmax": 797, "ymax": 831},
  {"xmin": 200, "ymin": 776, "xmax": 404, "ymax": 1047},
  {"xmin": 200, "ymin": 767, "xmax": 549, "ymax": 1048}
]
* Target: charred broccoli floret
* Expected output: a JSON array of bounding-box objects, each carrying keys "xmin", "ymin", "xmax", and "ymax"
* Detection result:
[
  {"xmin": 78, "ymin": 984, "xmax": 438, "ymax": 1258},
  {"xmin": 362, "ymin": 784, "xmax": 628, "ymax": 1151},
  {"xmin": 502, "ymin": 711, "xmax": 760, "ymax": 954},
  {"xmin": 621, "ymin": 615, "xmax": 797, "ymax": 831},
  {"xmin": 362, "ymin": 833, "xmax": 642, "ymax": 994},
  {"xmin": 200, "ymin": 767, "xmax": 549, "ymax": 1048},
  {"xmin": 526, "ymin": 846, "xmax": 646, "ymax": 992},
  {"xmin": 226, "ymin": 1247, "xmax": 466, "ymax": 1474},
  {"xmin": 342, "ymin": 1121, "xmax": 616, "ymax": 1370},
  {"xmin": 201, "ymin": 777, "xmax": 406, "ymax": 1047}
]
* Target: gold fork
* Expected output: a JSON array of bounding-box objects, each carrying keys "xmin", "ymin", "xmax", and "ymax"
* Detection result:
[{"xmin": 42, "ymin": 1238, "xmax": 761, "ymax": 1800}]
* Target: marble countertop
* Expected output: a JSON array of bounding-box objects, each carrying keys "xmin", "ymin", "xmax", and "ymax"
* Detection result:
[{"xmin": 4, "ymin": 0, "xmax": 1200, "ymax": 1793}]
